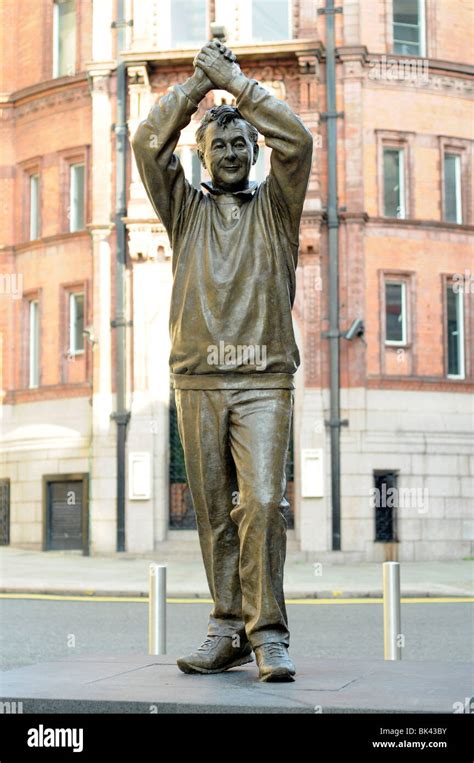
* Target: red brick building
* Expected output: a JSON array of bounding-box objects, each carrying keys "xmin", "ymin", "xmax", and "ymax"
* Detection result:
[{"xmin": 0, "ymin": 0, "xmax": 472, "ymax": 560}]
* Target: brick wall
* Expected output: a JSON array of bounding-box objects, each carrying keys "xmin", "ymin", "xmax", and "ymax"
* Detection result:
[{"xmin": 1, "ymin": 0, "xmax": 93, "ymax": 400}]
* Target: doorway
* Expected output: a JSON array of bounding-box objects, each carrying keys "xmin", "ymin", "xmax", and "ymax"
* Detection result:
[{"xmin": 43, "ymin": 474, "xmax": 89, "ymax": 553}]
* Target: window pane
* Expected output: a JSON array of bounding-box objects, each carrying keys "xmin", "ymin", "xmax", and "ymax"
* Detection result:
[
  {"xmin": 70, "ymin": 293, "xmax": 85, "ymax": 353},
  {"xmin": 444, "ymin": 154, "xmax": 461, "ymax": 223},
  {"xmin": 393, "ymin": 0, "xmax": 421, "ymax": 56},
  {"xmin": 252, "ymin": 0, "xmax": 290, "ymax": 42},
  {"xmin": 55, "ymin": 0, "xmax": 76, "ymax": 77},
  {"xmin": 29, "ymin": 300, "xmax": 39, "ymax": 388},
  {"xmin": 171, "ymin": 0, "xmax": 206, "ymax": 48},
  {"xmin": 393, "ymin": 24, "xmax": 419, "ymax": 43},
  {"xmin": 386, "ymin": 283, "xmax": 404, "ymax": 343},
  {"xmin": 394, "ymin": 40, "xmax": 420, "ymax": 55},
  {"xmin": 70, "ymin": 163, "xmax": 85, "ymax": 232},
  {"xmin": 393, "ymin": 0, "xmax": 419, "ymax": 25},
  {"xmin": 29, "ymin": 175, "xmax": 40, "ymax": 240},
  {"xmin": 447, "ymin": 286, "xmax": 463, "ymax": 376},
  {"xmin": 383, "ymin": 148, "xmax": 403, "ymax": 218}
]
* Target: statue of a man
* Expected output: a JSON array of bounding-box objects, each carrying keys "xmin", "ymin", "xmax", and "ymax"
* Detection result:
[{"xmin": 132, "ymin": 41, "xmax": 313, "ymax": 682}]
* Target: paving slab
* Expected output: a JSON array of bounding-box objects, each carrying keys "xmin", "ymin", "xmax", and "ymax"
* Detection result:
[{"xmin": 1, "ymin": 654, "xmax": 472, "ymax": 714}]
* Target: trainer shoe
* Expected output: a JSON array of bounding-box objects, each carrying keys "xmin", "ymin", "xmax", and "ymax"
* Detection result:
[
  {"xmin": 254, "ymin": 642, "xmax": 296, "ymax": 682},
  {"xmin": 177, "ymin": 634, "xmax": 253, "ymax": 675}
]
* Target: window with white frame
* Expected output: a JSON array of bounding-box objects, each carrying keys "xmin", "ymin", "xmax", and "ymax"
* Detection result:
[
  {"xmin": 170, "ymin": 0, "xmax": 207, "ymax": 49},
  {"xmin": 383, "ymin": 147, "xmax": 405, "ymax": 219},
  {"xmin": 53, "ymin": 0, "xmax": 76, "ymax": 77},
  {"xmin": 385, "ymin": 282, "xmax": 406, "ymax": 345},
  {"xmin": 239, "ymin": 0, "xmax": 292, "ymax": 43},
  {"xmin": 29, "ymin": 174, "xmax": 40, "ymax": 240},
  {"xmin": 69, "ymin": 163, "xmax": 85, "ymax": 231},
  {"xmin": 393, "ymin": 0, "xmax": 426, "ymax": 57},
  {"xmin": 443, "ymin": 154, "xmax": 462, "ymax": 224},
  {"xmin": 446, "ymin": 283, "xmax": 464, "ymax": 378},
  {"xmin": 28, "ymin": 300, "xmax": 40, "ymax": 388},
  {"xmin": 69, "ymin": 292, "xmax": 85, "ymax": 355}
]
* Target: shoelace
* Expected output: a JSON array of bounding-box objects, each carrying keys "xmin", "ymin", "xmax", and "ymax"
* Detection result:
[
  {"xmin": 264, "ymin": 643, "xmax": 287, "ymax": 658},
  {"xmin": 197, "ymin": 636, "xmax": 218, "ymax": 652}
]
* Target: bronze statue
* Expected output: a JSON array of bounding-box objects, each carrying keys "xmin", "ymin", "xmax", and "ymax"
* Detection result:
[{"xmin": 132, "ymin": 41, "xmax": 313, "ymax": 682}]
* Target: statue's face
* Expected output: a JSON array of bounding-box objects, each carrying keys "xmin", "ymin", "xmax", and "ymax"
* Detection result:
[{"xmin": 200, "ymin": 119, "xmax": 258, "ymax": 192}]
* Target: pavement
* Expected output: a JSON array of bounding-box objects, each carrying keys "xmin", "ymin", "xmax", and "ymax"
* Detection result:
[
  {"xmin": 1, "ymin": 653, "xmax": 472, "ymax": 714},
  {"xmin": 0, "ymin": 545, "xmax": 473, "ymax": 598},
  {"xmin": 1, "ymin": 546, "xmax": 472, "ymax": 715}
]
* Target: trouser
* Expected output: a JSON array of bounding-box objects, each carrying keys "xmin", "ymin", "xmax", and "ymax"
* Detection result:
[{"xmin": 174, "ymin": 387, "xmax": 293, "ymax": 649}]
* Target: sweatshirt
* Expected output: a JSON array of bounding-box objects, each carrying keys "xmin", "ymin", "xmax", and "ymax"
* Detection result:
[{"xmin": 131, "ymin": 72, "xmax": 313, "ymax": 390}]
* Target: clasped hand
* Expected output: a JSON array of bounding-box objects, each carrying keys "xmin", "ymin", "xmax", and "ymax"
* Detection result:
[{"xmin": 192, "ymin": 40, "xmax": 241, "ymax": 92}]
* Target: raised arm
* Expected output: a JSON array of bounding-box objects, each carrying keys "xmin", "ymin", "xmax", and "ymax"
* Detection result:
[
  {"xmin": 194, "ymin": 42, "xmax": 313, "ymax": 226},
  {"xmin": 131, "ymin": 69, "xmax": 213, "ymax": 245}
]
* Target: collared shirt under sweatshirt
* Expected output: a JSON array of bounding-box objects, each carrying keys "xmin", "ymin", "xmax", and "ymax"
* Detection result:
[{"xmin": 131, "ymin": 74, "xmax": 313, "ymax": 390}]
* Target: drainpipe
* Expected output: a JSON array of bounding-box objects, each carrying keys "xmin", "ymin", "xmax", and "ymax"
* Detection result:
[
  {"xmin": 111, "ymin": 0, "xmax": 130, "ymax": 552},
  {"xmin": 319, "ymin": 0, "xmax": 346, "ymax": 551}
]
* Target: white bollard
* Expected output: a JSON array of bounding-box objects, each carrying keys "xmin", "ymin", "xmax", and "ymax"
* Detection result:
[
  {"xmin": 149, "ymin": 563, "xmax": 167, "ymax": 655},
  {"xmin": 383, "ymin": 561, "xmax": 402, "ymax": 660}
]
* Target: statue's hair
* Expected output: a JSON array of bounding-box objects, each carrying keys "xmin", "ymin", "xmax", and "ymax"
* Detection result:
[{"xmin": 195, "ymin": 105, "xmax": 258, "ymax": 158}]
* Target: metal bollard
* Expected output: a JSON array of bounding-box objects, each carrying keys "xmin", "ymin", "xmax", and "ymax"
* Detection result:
[
  {"xmin": 148, "ymin": 563, "xmax": 167, "ymax": 655},
  {"xmin": 383, "ymin": 561, "xmax": 402, "ymax": 660}
]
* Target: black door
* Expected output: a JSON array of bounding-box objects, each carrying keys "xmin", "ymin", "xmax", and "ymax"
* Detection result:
[
  {"xmin": 374, "ymin": 471, "xmax": 398, "ymax": 542},
  {"xmin": 46, "ymin": 480, "xmax": 83, "ymax": 550}
]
